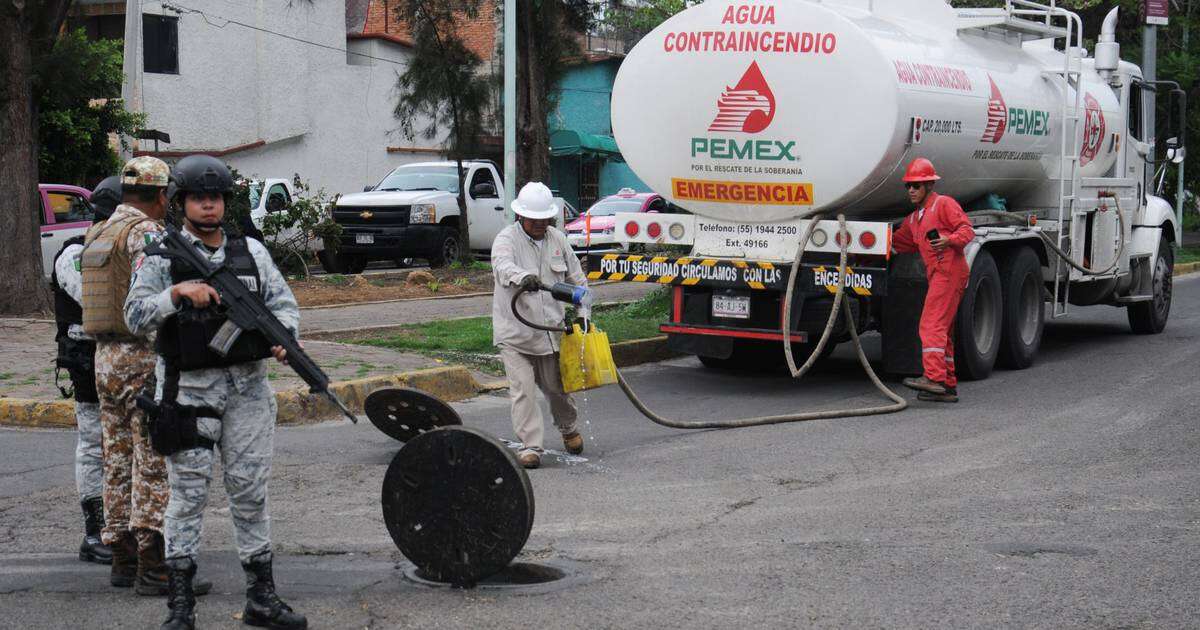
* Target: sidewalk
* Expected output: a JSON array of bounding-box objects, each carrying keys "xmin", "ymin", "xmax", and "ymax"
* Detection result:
[
  {"xmin": 300, "ymin": 280, "xmax": 657, "ymax": 334},
  {"xmin": 0, "ymin": 320, "xmax": 451, "ymax": 402}
]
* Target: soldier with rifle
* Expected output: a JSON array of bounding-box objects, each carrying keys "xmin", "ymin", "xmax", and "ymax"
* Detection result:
[{"xmin": 125, "ymin": 155, "xmax": 310, "ymax": 630}]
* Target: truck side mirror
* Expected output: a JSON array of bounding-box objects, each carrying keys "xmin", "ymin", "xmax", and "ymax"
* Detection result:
[
  {"xmin": 471, "ymin": 182, "xmax": 497, "ymax": 198},
  {"xmin": 363, "ymin": 185, "xmax": 374, "ymax": 192}
]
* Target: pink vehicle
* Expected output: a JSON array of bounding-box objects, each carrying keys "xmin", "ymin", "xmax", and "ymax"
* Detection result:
[
  {"xmin": 565, "ymin": 189, "xmax": 671, "ymax": 254},
  {"xmin": 38, "ymin": 184, "xmax": 97, "ymax": 279}
]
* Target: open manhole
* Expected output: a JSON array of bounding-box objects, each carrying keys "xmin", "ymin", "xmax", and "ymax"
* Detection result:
[{"xmin": 402, "ymin": 559, "xmax": 587, "ymax": 594}]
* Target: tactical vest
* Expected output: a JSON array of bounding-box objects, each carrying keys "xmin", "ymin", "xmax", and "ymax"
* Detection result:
[
  {"xmin": 156, "ymin": 236, "xmax": 274, "ymax": 370},
  {"xmin": 50, "ymin": 236, "xmax": 86, "ymax": 342},
  {"xmin": 81, "ymin": 216, "xmax": 156, "ymax": 338}
]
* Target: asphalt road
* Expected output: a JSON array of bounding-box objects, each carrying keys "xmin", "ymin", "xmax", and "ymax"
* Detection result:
[{"xmin": 2, "ymin": 275, "xmax": 1197, "ymax": 629}]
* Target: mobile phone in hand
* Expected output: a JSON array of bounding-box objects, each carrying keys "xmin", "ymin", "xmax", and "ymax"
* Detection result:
[{"xmin": 925, "ymin": 229, "xmax": 940, "ymax": 241}]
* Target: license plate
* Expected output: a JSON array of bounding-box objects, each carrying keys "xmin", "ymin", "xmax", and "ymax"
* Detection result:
[
  {"xmin": 712, "ymin": 294, "xmax": 750, "ymax": 319},
  {"xmin": 355, "ymin": 233, "xmax": 374, "ymax": 244}
]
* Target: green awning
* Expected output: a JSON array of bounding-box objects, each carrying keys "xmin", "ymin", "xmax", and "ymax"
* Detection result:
[{"xmin": 549, "ymin": 130, "xmax": 624, "ymax": 162}]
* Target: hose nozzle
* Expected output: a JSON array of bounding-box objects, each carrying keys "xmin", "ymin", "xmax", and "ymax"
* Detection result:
[{"xmin": 546, "ymin": 282, "xmax": 593, "ymax": 309}]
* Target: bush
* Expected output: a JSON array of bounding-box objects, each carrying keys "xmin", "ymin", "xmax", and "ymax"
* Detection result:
[{"xmin": 257, "ymin": 176, "xmax": 342, "ymax": 277}]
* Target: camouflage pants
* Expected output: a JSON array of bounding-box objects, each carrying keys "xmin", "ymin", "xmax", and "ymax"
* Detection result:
[
  {"xmin": 165, "ymin": 372, "xmax": 276, "ymax": 562},
  {"xmin": 74, "ymin": 402, "xmax": 103, "ymax": 501},
  {"xmin": 96, "ymin": 341, "xmax": 168, "ymax": 546}
]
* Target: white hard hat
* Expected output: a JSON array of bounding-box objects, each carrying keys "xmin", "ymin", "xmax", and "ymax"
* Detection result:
[{"xmin": 510, "ymin": 182, "xmax": 560, "ymax": 220}]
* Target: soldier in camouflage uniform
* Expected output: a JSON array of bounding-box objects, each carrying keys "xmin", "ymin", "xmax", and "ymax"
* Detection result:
[
  {"xmin": 51, "ymin": 176, "xmax": 119, "ymax": 565},
  {"xmin": 126, "ymin": 155, "xmax": 306, "ymax": 630},
  {"xmin": 82, "ymin": 157, "xmax": 198, "ymax": 595}
]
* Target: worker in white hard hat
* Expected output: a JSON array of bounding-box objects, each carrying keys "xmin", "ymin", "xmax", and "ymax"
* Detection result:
[{"xmin": 491, "ymin": 182, "xmax": 589, "ymax": 469}]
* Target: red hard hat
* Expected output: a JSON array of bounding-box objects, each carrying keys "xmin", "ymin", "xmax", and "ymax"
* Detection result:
[{"xmin": 902, "ymin": 158, "xmax": 941, "ymax": 183}]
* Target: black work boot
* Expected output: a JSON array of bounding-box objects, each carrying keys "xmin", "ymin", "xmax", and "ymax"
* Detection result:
[
  {"xmin": 160, "ymin": 557, "xmax": 197, "ymax": 630},
  {"xmin": 110, "ymin": 530, "xmax": 138, "ymax": 587},
  {"xmin": 79, "ymin": 498, "xmax": 112, "ymax": 564},
  {"xmin": 242, "ymin": 553, "xmax": 307, "ymax": 629},
  {"xmin": 138, "ymin": 530, "xmax": 212, "ymax": 597}
]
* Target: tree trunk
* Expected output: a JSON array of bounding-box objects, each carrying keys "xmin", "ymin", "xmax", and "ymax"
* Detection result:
[
  {"xmin": 454, "ymin": 156, "xmax": 474, "ymax": 264},
  {"xmin": 0, "ymin": 11, "xmax": 53, "ymax": 316},
  {"xmin": 516, "ymin": 0, "xmax": 550, "ymax": 185}
]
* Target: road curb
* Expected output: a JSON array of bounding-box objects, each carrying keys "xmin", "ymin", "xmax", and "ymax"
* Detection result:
[
  {"xmin": 0, "ymin": 366, "xmax": 484, "ymax": 429},
  {"xmin": 1173, "ymin": 262, "xmax": 1199, "ymax": 277}
]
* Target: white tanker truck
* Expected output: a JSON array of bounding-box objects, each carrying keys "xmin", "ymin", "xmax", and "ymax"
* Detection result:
[{"xmin": 595, "ymin": 0, "xmax": 1188, "ymax": 379}]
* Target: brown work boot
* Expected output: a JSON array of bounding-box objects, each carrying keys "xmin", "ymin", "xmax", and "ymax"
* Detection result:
[
  {"xmin": 517, "ymin": 450, "xmax": 541, "ymax": 469},
  {"xmin": 918, "ymin": 385, "xmax": 959, "ymax": 403},
  {"xmin": 562, "ymin": 432, "xmax": 584, "ymax": 455},
  {"xmin": 137, "ymin": 530, "xmax": 212, "ymax": 597},
  {"xmin": 902, "ymin": 376, "xmax": 947, "ymax": 395},
  {"xmin": 110, "ymin": 530, "xmax": 138, "ymax": 587}
]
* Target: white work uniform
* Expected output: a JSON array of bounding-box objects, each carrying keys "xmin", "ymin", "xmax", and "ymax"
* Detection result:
[{"xmin": 491, "ymin": 223, "xmax": 588, "ymax": 453}]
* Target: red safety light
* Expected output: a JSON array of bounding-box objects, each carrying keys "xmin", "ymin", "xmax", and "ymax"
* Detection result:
[
  {"xmin": 647, "ymin": 222, "xmax": 662, "ymax": 239},
  {"xmin": 834, "ymin": 230, "xmax": 850, "ymax": 248},
  {"xmin": 859, "ymin": 230, "xmax": 876, "ymax": 249},
  {"xmin": 624, "ymin": 221, "xmax": 640, "ymax": 238}
]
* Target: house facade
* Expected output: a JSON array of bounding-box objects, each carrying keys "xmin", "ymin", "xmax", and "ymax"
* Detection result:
[
  {"xmin": 548, "ymin": 55, "xmax": 648, "ymax": 212},
  {"xmin": 108, "ymin": 0, "xmax": 444, "ymax": 197}
]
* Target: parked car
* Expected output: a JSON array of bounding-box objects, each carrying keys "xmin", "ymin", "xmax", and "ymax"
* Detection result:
[
  {"xmin": 37, "ymin": 184, "xmax": 96, "ymax": 279},
  {"xmin": 565, "ymin": 189, "xmax": 671, "ymax": 254},
  {"xmin": 327, "ymin": 161, "xmax": 568, "ymax": 272}
]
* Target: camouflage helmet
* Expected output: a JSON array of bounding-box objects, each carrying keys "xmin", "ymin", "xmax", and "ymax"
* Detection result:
[
  {"xmin": 90, "ymin": 175, "xmax": 122, "ymax": 221},
  {"xmin": 120, "ymin": 156, "xmax": 171, "ymax": 189},
  {"xmin": 172, "ymin": 154, "xmax": 233, "ymax": 200}
]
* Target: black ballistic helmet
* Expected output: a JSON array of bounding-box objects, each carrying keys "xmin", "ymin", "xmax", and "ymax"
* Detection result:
[
  {"xmin": 90, "ymin": 176, "xmax": 122, "ymax": 221},
  {"xmin": 171, "ymin": 154, "xmax": 233, "ymax": 203}
]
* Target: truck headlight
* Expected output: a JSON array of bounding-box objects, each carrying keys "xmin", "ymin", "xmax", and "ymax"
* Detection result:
[{"xmin": 410, "ymin": 204, "xmax": 437, "ymax": 224}]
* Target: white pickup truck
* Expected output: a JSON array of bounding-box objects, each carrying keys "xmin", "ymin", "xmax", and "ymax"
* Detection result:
[{"xmin": 330, "ymin": 161, "xmax": 567, "ymax": 271}]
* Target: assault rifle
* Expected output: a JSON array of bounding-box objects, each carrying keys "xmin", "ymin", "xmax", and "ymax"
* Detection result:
[{"xmin": 144, "ymin": 226, "xmax": 357, "ymax": 423}]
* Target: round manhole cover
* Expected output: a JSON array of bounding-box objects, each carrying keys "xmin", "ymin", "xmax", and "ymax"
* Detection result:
[
  {"xmin": 365, "ymin": 387, "xmax": 462, "ymax": 442},
  {"xmin": 381, "ymin": 426, "xmax": 533, "ymax": 587}
]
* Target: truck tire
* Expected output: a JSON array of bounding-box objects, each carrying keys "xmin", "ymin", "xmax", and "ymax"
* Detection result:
[
  {"xmin": 343, "ymin": 255, "xmax": 368, "ymax": 275},
  {"xmin": 1127, "ymin": 235, "xmax": 1173, "ymax": 334},
  {"xmin": 954, "ymin": 250, "xmax": 1002, "ymax": 381},
  {"xmin": 318, "ymin": 249, "xmax": 345, "ymax": 274},
  {"xmin": 996, "ymin": 246, "xmax": 1044, "ymax": 369},
  {"xmin": 428, "ymin": 229, "xmax": 461, "ymax": 268}
]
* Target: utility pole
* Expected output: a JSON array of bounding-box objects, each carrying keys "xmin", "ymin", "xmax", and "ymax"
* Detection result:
[
  {"xmin": 1178, "ymin": 0, "xmax": 1191, "ymax": 236},
  {"xmin": 503, "ymin": 0, "xmax": 517, "ymax": 220}
]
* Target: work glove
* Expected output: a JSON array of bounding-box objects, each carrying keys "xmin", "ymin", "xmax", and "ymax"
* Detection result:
[{"xmin": 519, "ymin": 275, "xmax": 542, "ymax": 291}]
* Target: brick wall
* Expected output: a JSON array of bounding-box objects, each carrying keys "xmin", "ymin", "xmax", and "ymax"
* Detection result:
[{"xmin": 362, "ymin": 0, "xmax": 496, "ymax": 62}]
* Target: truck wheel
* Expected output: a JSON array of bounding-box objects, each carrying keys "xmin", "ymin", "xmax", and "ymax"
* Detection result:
[
  {"xmin": 996, "ymin": 247, "xmax": 1044, "ymax": 369},
  {"xmin": 1127, "ymin": 235, "xmax": 1173, "ymax": 334},
  {"xmin": 318, "ymin": 250, "xmax": 346, "ymax": 274},
  {"xmin": 428, "ymin": 230, "xmax": 461, "ymax": 268},
  {"xmin": 954, "ymin": 250, "xmax": 1002, "ymax": 381},
  {"xmin": 343, "ymin": 255, "xmax": 368, "ymax": 275}
]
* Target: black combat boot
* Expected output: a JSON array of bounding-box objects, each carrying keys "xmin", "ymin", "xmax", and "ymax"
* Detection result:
[
  {"xmin": 160, "ymin": 557, "xmax": 197, "ymax": 630},
  {"xmin": 137, "ymin": 529, "xmax": 213, "ymax": 596},
  {"xmin": 110, "ymin": 530, "xmax": 138, "ymax": 587},
  {"xmin": 242, "ymin": 553, "xmax": 307, "ymax": 629},
  {"xmin": 79, "ymin": 498, "xmax": 112, "ymax": 564}
]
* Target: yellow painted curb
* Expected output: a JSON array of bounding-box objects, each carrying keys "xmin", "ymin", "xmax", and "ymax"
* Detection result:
[
  {"xmin": 1173, "ymin": 262, "xmax": 1199, "ymax": 277},
  {"xmin": 0, "ymin": 398, "xmax": 76, "ymax": 429},
  {"xmin": 1, "ymin": 366, "xmax": 483, "ymax": 429}
]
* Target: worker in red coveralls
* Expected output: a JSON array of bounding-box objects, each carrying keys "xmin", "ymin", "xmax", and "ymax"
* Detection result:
[{"xmin": 892, "ymin": 158, "xmax": 976, "ymax": 403}]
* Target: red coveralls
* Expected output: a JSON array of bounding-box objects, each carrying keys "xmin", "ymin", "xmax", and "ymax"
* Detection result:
[{"xmin": 892, "ymin": 193, "xmax": 976, "ymax": 388}]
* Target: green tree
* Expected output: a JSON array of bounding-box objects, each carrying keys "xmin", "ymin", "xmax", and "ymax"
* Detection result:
[
  {"xmin": 392, "ymin": 0, "xmax": 490, "ymax": 264},
  {"xmin": 35, "ymin": 28, "xmax": 143, "ymax": 186},
  {"xmin": 0, "ymin": 0, "xmax": 74, "ymax": 316}
]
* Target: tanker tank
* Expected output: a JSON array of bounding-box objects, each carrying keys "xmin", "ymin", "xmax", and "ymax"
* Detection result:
[{"xmin": 611, "ymin": 0, "xmax": 1122, "ymax": 224}]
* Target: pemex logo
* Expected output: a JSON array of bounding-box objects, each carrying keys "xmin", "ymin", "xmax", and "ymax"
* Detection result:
[
  {"xmin": 708, "ymin": 61, "xmax": 776, "ymax": 134},
  {"xmin": 1079, "ymin": 93, "xmax": 1106, "ymax": 167},
  {"xmin": 981, "ymin": 76, "xmax": 1008, "ymax": 144}
]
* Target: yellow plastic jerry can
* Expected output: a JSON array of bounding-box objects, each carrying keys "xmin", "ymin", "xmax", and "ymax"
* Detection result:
[{"xmin": 559, "ymin": 322, "xmax": 618, "ymax": 394}]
